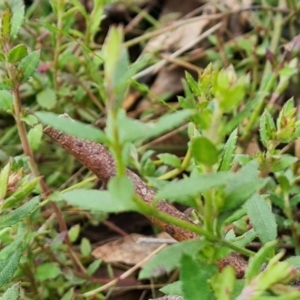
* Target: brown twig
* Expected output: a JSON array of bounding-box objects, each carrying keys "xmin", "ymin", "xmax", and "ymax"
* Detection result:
[{"xmin": 43, "ymin": 126, "xmax": 247, "ymax": 277}]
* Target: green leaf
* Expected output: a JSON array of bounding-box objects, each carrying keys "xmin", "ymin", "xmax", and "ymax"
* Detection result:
[
  {"xmin": 245, "ymin": 240, "xmax": 277, "ymax": 282},
  {"xmin": 191, "ymin": 137, "xmax": 218, "ymax": 166},
  {"xmin": 219, "ymin": 129, "xmax": 237, "ymax": 171},
  {"xmin": 246, "ymin": 194, "xmax": 277, "ymax": 243},
  {"xmin": 3, "ymin": 177, "xmax": 40, "ymax": 209},
  {"xmin": 0, "ymin": 162, "xmax": 11, "ymax": 199},
  {"xmin": 211, "ymin": 266, "xmax": 236, "ymax": 300},
  {"xmin": 63, "ymin": 178, "xmax": 138, "ymax": 213},
  {"xmin": 0, "ymin": 197, "xmax": 39, "ymax": 229},
  {"xmin": 1, "ymin": 6, "xmax": 12, "ymax": 41},
  {"xmin": 68, "ymin": 224, "xmax": 80, "ymax": 242},
  {"xmin": 18, "ymin": 50, "xmax": 40, "ymax": 82},
  {"xmin": 27, "ymin": 124, "xmax": 43, "ymax": 151},
  {"xmin": 232, "ymin": 229, "xmax": 256, "ymax": 248},
  {"xmin": 223, "ymin": 161, "xmax": 268, "ymax": 212},
  {"xmin": 260, "ymin": 111, "xmax": 275, "ymax": 148},
  {"xmin": 139, "ymin": 240, "xmax": 202, "ymax": 279},
  {"xmin": 160, "ymin": 281, "xmax": 183, "ymax": 296},
  {"xmin": 7, "ymin": 44, "xmax": 27, "ymax": 63},
  {"xmin": 0, "ymin": 247, "xmax": 22, "ymax": 288},
  {"xmin": 271, "ymin": 154, "xmax": 298, "ymax": 173},
  {"xmin": 10, "ymin": 2, "xmax": 25, "ymax": 39},
  {"xmin": 21, "ymin": 114, "xmax": 38, "ymax": 126},
  {"xmin": 245, "ymin": 252, "xmax": 299, "ymax": 295},
  {"xmin": 108, "ymin": 176, "xmax": 136, "ymax": 208},
  {"xmin": 80, "ymin": 237, "xmax": 91, "ymax": 256},
  {"xmin": 36, "ymin": 88, "xmax": 57, "ymax": 110},
  {"xmin": 88, "ymin": 0, "xmax": 104, "ymax": 42},
  {"xmin": 156, "ymin": 172, "xmax": 234, "ymax": 201},
  {"xmin": 87, "ymin": 259, "xmax": 101, "ymax": 276},
  {"xmin": 0, "ymin": 234, "xmax": 24, "ymax": 260},
  {"xmin": 61, "ymin": 288, "xmax": 74, "ymax": 300},
  {"xmin": 181, "ymin": 254, "xmax": 216, "ymax": 300},
  {"xmin": 157, "ymin": 153, "xmax": 181, "ymax": 168},
  {"xmin": 35, "ymin": 263, "xmax": 61, "ymax": 281},
  {"xmin": 35, "ymin": 112, "xmax": 107, "ymax": 143},
  {"xmin": 0, "ymin": 282, "xmax": 20, "ymax": 300},
  {"xmin": 113, "ymin": 109, "xmax": 193, "ymax": 143},
  {"xmin": 0, "ymin": 90, "xmax": 13, "ymax": 112},
  {"xmin": 285, "ymin": 256, "xmax": 300, "ymax": 267}
]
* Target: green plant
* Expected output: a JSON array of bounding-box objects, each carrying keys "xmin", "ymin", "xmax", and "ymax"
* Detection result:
[{"xmin": 2, "ymin": 0, "xmax": 300, "ymax": 299}]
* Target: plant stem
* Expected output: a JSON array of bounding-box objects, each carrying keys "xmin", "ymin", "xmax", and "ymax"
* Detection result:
[
  {"xmin": 134, "ymin": 196, "xmax": 254, "ymax": 257},
  {"xmin": 158, "ymin": 147, "xmax": 192, "ymax": 180},
  {"xmin": 109, "ymin": 110, "xmax": 126, "ymax": 176},
  {"xmin": 11, "ymin": 77, "xmax": 87, "ymax": 275},
  {"xmin": 52, "ymin": 0, "xmax": 65, "ymax": 92}
]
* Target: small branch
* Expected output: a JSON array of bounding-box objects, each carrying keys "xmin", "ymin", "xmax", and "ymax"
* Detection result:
[{"xmin": 11, "ymin": 86, "xmax": 86, "ymax": 275}]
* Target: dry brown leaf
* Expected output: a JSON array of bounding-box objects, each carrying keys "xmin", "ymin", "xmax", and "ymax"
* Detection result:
[{"xmin": 92, "ymin": 233, "xmax": 175, "ymax": 265}]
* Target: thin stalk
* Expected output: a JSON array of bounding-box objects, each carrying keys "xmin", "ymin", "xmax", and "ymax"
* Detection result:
[
  {"xmin": 52, "ymin": 0, "xmax": 65, "ymax": 92},
  {"xmin": 11, "ymin": 85, "xmax": 87, "ymax": 275},
  {"xmin": 109, "ymin": 110, "xmax": 126, "ymax": 176},
  {"xmin": 158, "ymin": 147, "xmax": 192, "ymax": 180},
  {"xmin": 134, "ymin": 196, "xmax": 254, "ymax": 257}
]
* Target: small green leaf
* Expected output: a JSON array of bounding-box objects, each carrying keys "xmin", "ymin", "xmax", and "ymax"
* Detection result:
[
  {"xmin": 21, "ymin": 114, "xmax": 38, "ymax": 126},
  {"xmin": 36, "ymin": 88, "xmax": 57, "ymax": 110},
  {"xmin": 0, "ymin": 162, "xmax": 11, "ymax": 199},
  {"xmin": 245, "ymin": 240, "xmax": 277, "ymax": 282},
  {"xmin": 232, "ymin": 229, "xmax": 256, "ymax": 248},
  {"xmin": 181, "ymin": 254, "xmax": 216, "ymax": 300},
  {"xmin": 80, "ymin": 237, "xmax": 91, "ymax": 256},
  {"xmin": 35, "ymin": 263, "xmax": 61, "ymax": 281},
  {"xmin": 63, "ymin": 185, "xmax": 138, "ymax": 213},
  {"xmin": 0, "ymin": 197, "xmax": 39, "ymax": 229},
  {"xmin": 156, "ymin": 172, "xmax": 234, "ymax": 201},
  {"xmin": 27, "ymin": 124, "xmax": 43, "ymax": 151},
  {"xmin": 0, "ymin": 282, "xmax": 20, "ymax": 300},
  {"xmin": 102, "ymin": 26, "xmax": 123, "ymax": 81},
  {"xmin": 68, "ymin": 224, "xmax": 80, "ymax": 242},
  {"xmin": 61, "ymin": 288, "xmax": 74, "ymax": 300},
  {"xmin": 87, "ymin": 259, "xmax": 101, "ymax": 276},
  {"xmin": 219, "ymin": 128, "xmax": 237, "ymax": 171},
  {"xmin": 10, "ymin": 2, "xmax": 25, "ymax": 39},
  {"xmin": 18, "ymin": 50, "xmax": 40, "ymax": 82},
  {"xmin": 0, "ymin": 234, "xmax": 24, "ymax": 260},
  {"xmin": 157, "ymin": 153, "xmax": 181, "ymax": 168},
  {"xmin": 211, "ymin": 266, "xmax": 236, "ymax": 300},
  {"xmin": 285, "ymin": 256, "xmax": 300, "ymax": 267},
  {"xmin": 139, "ymin": 240, "xmax": 202, "ymax": 279},
  {"xmin": 108, "ymin": 176, "xmax": 136, "ymax": 209},
  {"xmin": 35, "ymin": 112, "xmax": 107, "ymax": 143},
  {"xmin": 113, "ymin": 109, "xmax": 193, "ymax": 143},
  {"xmin": 246, "ymin": 252, "xmax": 298, "ymax": 294},
  {"xmin": 0, "ymin": 247, "xmax": 22, "ymax": 288},
  {"xmin": 191, "ymin": 137, "xmax": 218, "ymax": 166},
  {"xmin": 0, "ymin": 90, "xmax": 13, "ymax": 112},
  {"xmin": 271, "ymin": 154, "xmax": 298, "ymax": 173},
  {"xmin": 1, "ymin": 6, "xmax": 12, "ymax": 41},
  {"xmin": 223, "ymin": 161, "xmax": 268, "ymax": 212},
  {"xmin": 260, "ymin": 111, "xmax": 275, "ymax": 148},
  {"xmin": 89, "ymin": 1, "xmax": 104, "ymax": 42},
  {"xmin": 160, "ymin": 281, "xmax": 183, "ymax": 296},
  {"xmin": 7, "ymin": 44, "xmax": 27, "ymax": 63},
  {"xmin": 246, "ymin": 194, "xmax": 277, "ymax": 243}
]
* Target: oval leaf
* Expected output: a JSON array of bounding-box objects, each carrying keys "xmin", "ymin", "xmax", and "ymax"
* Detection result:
[{"xmin": 191, "ymin": 137, "xmax": 218, "ymax": 166}]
